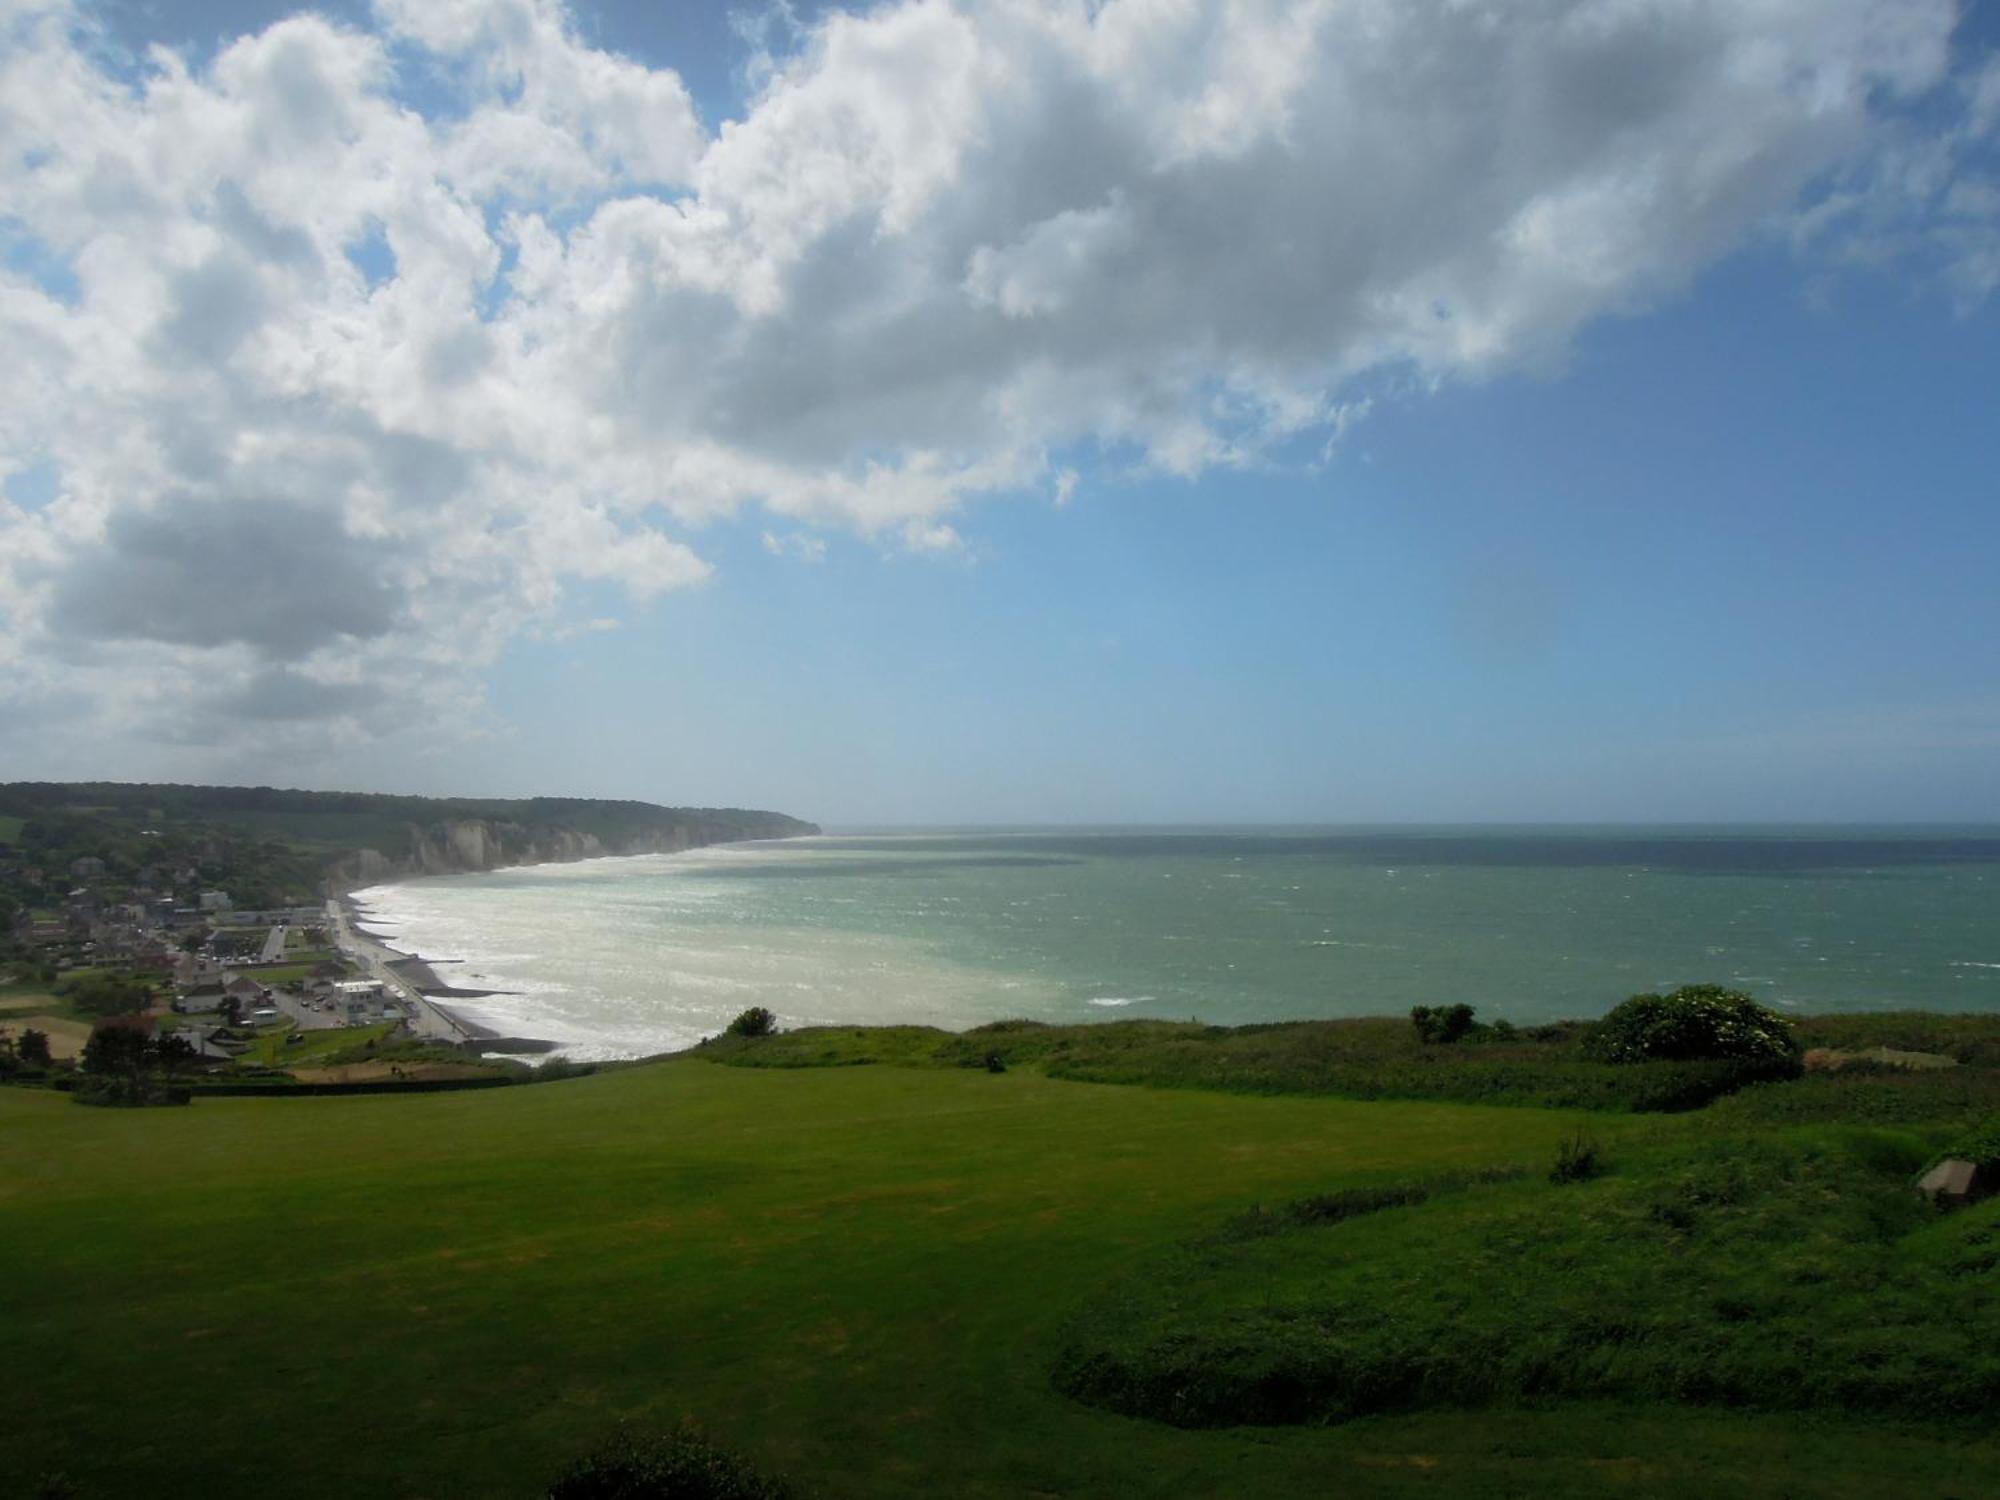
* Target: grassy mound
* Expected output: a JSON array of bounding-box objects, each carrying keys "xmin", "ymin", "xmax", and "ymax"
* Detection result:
[
  {"xmin": 698, "ymin": 1016, "xmax": 1799, "ymax": 1112},
  {"xmin": 1055, "ymin": 1123, "xmax": 2000, "ymax": 1429}
]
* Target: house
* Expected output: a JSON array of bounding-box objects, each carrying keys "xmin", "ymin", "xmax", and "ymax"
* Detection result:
[
  {"xmin": 174, "ymin": 952, "xmax": 223, "ymax": 987},
  {"xmin": 69, "ymin": 856, "xmax": 106, "ymax": 880},
  {"xmin": 198, "ymin": 891, "xmax": 232, "ymax": 913},
  {"xmin": 223, "ymin": 976, "xmax": 271, "ymax": 1011},
  {"xmin": 175, "ymin": 981, "xmax": 227, "ymax": 1014},
  {"xmin": 186, "ymin": 1028, "xmax": 247, "ymax": 1061},
  {"xmin": 332, "ymin": 978, "xmax": 389, "ymax": 1020}
]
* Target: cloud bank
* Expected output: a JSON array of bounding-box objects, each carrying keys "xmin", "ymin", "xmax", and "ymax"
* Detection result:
[{"xmin": 0, "ymin": 0, "xmax": 1993, "ymax": 764}]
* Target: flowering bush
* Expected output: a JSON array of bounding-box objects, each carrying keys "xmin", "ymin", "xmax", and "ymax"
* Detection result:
[{"xmin": 1587, "ymin": 985, "xmax": 1800, "ymax": 1066}]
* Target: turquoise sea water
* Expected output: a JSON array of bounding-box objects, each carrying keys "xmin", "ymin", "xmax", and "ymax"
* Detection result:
[{"xmin": 354, "ymin": 828, "xmax": 2000, "ymax": 1060}]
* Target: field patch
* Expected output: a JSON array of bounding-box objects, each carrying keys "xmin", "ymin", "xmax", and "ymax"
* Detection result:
[
  {"xmin": 1055, "ymin": 1126, "xmax": 2000, "ymax": 1428},
  {"xmin": 2, "ymin": 1015, "xmax": 92, "ymax": 1058}
]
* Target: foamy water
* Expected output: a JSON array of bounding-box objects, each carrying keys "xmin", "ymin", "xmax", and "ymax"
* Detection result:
[
  {"xmin": 354, "ymin": 841, "xmax": 1069, "ymax": 1060},
  {"xmin": 354, "ymin": 828, "xmax": 2000, "ymax": 1061}
]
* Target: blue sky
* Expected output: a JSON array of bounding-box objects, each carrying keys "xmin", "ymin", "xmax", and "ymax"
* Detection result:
[
  {"xmin": 3, "ymin": 1, "xmax": 1997, "ymax": 824},
  {"xmin": 467, "ymin": 243, "xmax": 2000, "ymax": 823}
]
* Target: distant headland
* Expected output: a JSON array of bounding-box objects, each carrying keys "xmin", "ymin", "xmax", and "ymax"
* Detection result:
[{"xmin": 0, "ymin": 781, "xmax": 819, "ymax": 910}]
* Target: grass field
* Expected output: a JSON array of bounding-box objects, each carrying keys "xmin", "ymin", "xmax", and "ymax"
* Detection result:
[
  {"xmin": 0, "ymin": 1014, "xmax": 91, "ymax": 1059},
  {"xmin": 233, "ymin": 1020, "xmax": 398, "ymax": 1069},
  {"xmin": 5, "ymin": 1057, "xmax": 2000, "ymax": 1499}
]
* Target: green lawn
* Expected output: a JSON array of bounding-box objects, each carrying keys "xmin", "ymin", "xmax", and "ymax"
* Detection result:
[
  {"xmin": 4, "ymin": 1060, "xmax": 1999, "ymax": 1498},
  {"xmin": 232, "ymin": 1020, "xmax": 398, "ymax": 1069},
  {"xmin": 234, "ymin": 959, "xmax": 337, "ymax": 986}
]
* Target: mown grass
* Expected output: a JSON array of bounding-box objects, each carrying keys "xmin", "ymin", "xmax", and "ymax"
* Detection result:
[
  {"xmin": 5, "ymin": 1022, "xmax": 2000, "ymax": 1498},
  {"xmin": 233, "ymin": 960, "xmax": 334, "ymax": 986}
]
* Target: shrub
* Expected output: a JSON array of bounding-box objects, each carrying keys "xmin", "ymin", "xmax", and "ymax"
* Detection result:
[
  {"xmin": 1587, "ymin": 985, "xmax": 1800, "ymax": 1067},
  {"xmin": 547, "ymin": 1427, "xmax": 792, "ymax": 1500},
  {"xmin": 726, "ymin": 1007, "xmax": 777, "ymax": 1039},
  {"xmin": 1549, "ymin": 1130, "xmax": 1603, "ymax": 1183},
  {"xmin": 1409, "ymin": 1003, "xmax": 1476, "ymax": 1045},
  {"xmin": 531, "ymin": 1057, "xmax": 599, "ymax": 1084},
  {"xmin": 59, "ymin": 971, "xmax": 157, "ymax": 1020},
  {"xmin": 71, "ymin": 1074, "xmax": 189, "ymax": 1108},
  {"xmin": 983, "ymin": 1050, "xmax": 1007, "ymax": 1073},
  {"xmin": 1930, "ymin": 1117, "xmax": 2000, "ymax": 1174}
]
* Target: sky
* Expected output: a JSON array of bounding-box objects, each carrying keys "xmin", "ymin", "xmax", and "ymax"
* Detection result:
[{"xmin": 1, "ymin": 0, "xmax": 1997, "ymax": 826}]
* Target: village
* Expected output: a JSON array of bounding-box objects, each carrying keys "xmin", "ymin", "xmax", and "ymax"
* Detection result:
[{"xmin": 0, "ymin": 843, "xmax": 488, "ymax": 1080}]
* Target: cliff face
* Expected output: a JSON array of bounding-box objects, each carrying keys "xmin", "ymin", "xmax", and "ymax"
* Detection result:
[{"xmin": 323, "ymin": 810, "xmax": 818, "ymax": 891}]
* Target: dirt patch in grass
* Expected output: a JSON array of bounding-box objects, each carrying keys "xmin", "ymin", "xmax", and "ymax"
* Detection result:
[
  {"xmin": 3, "ymin": 1015, "xmax": 92, "ymax": 1058},
  {"xmin": 1805, "ymin": 1047, "xmax": 1957, "ymax": 1072},
  {"xmin": 289, "ymin": 1061, "xmax": 499, "ymax": 1084}
]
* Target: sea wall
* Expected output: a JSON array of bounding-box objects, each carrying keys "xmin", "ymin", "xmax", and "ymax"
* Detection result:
[{"xmin": 323, "ymin": 812, "xmax": 816, "ymax": 891}]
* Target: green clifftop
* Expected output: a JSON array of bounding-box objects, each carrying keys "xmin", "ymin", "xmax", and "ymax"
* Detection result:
[{"xmin": 0, "ymin": 782, "xmax": 818, "ymax": 908}]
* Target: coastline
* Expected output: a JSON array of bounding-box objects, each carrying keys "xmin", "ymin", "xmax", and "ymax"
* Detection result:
[
  {"xmin": 331, "ymin": 891, "xmax": 557, "ymax": 1054},
  {"xmin": 333, "ymin": 840, "xmax": 823, "ymax": 1058}
]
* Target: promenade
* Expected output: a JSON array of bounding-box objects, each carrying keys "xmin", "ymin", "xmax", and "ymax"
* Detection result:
[{"xmin": 324, "ymin": 898, "xmax": 483, "ymax": 1045}]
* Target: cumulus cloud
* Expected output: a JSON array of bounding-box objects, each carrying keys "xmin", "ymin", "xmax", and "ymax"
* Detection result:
[
  {"xmin": 0, "ymin": 0, "xmax": 1993, "ymax": 766},
  {"xmin": 48, "ymin": 494, "xmax": 402, "ymax": 657}
]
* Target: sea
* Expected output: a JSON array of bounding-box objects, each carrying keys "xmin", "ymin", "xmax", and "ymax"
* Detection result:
[{"xmin": 350, "ymin": 828, "xmax": 2000, "ymax": 1062}]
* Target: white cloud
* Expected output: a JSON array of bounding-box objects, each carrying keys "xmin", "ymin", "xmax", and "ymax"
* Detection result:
[
  {"xmin": 762, "ymin": 528, "xmax": 828, "ymax": 563},
  {"xmin": 0, "ymin": 0, "xmax": 1990, "ymax": 767}
]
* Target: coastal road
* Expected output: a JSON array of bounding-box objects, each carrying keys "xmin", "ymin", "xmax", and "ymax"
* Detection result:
[{"xmin": 324, "ymin": 898, "xmax": 479, "ymax": 1046}]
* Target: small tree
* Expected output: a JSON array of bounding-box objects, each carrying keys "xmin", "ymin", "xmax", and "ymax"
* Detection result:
[
  {"xmin": 727, "ymin": 1006, "xmax": 776, "ymax": 1038},
  {"xmin": 63, "ymin": 972, "xmax": 156, "ymax": 1020},
  {"xmin": 1410, "ymin": 1003, "xmax": 1476, "ymax": 1045},
  {"xmin": 17, "ymin": 1028, "xmax": 52, "ymax": 1068},
  {"xmin": 156, "ymin": 1031, "xmax": 196, "ymax": 1087},
  {"xmin": 82, "ymin": 1019, "xmax": 151, "ymax": 1079}
]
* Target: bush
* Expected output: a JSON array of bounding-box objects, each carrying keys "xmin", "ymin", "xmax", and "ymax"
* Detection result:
[
  {"xmin": 1409, "ymin": 1004, "xmax": 1476, "ymax": 1045},
  {"xmin": 71, "ymin": 1075, "xmax": 189, "ymax": 1108},
  {"xmin": 1549, "ymin": 1129, "xmax": 1603, "ymax": 1183},
  {"xmin": 1931, "ymin": 1117, "xmax": 2000, "ymax": 1174},
  {"xmin": 547, "ymin": 1427, "xmax": 792, "ymax": 1500},
  {"xmin": 60, "ymin": 971, "xmax": 158, "ymax": 1020},
  {"xmin": 1587, "ymin": 985, "xmax": 1800, "ymax": 1067},
  {"xmin": 727, "ymin": 1007, "xmax": 777, "ymax": 1039}
]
